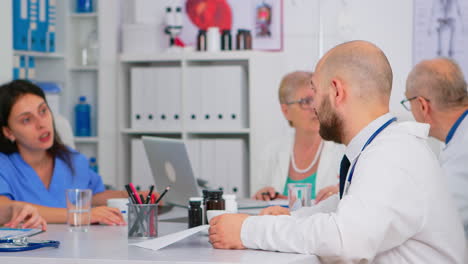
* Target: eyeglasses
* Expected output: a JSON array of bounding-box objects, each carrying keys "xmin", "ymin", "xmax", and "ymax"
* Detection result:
[
  {"xmin": 400, "ymin": 96, "xmax": 430, "ymax": 111},
  {"xmin": 285, "ymin": 96, "xmax": 314, "ymax": 110}
]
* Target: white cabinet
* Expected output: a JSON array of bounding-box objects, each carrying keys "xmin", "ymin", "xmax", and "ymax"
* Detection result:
[{"xmin": 117, "ymin": 51, "xmax": 286, "ymax": 197}]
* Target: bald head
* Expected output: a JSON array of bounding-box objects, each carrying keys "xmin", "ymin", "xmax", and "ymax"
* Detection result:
[
  {"xmin": 406, "ymin": 58, "xmax": 468, "ymax": 110},
  {"xmin": 316, "ymin": 40, "xmax": 393, "ymax": 103}
]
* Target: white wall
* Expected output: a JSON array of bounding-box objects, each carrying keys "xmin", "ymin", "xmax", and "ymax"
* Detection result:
[
  {"xmin": 0, "ymin": 0, "xmax": 13, "ymax": 83},
  {"xmin": 282, "ymin": 0, "xmax": 414, "ymax": 121}
]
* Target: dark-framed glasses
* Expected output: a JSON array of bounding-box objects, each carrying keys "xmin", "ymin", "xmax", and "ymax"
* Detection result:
[
  {"xmin": 400, "ymin": 96, "xmax": 430, "ymax": 111},
  {"xmin": 285, "ymin": 96, "xmax": 314, "ymax": 110}
]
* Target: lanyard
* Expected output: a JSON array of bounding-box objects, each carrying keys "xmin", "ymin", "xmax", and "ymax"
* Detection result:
[
  {"xmin": 445, "ymin": 109, "xmax": 468, "ymax": 144},
  {"xmin": 344, "ymin": 117, "xmax": 397, "ymax": 195}
]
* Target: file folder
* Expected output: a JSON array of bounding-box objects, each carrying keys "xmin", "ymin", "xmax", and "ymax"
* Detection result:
[
  {"xmin": 36, "ymin": 0, "xmax": 47, "ymax": 52},
  {"xmin": 185, "ymin": 66, "xmax": 203, "ymax": 130},
  {"xmin": 46, "ymin": 0, "xmax": 56, "ymax": 52},
  {"xmin": 130, "ymin": 68, "xmax": 147, "ymax": 129},
  {"xmin": 13, "ymin": 0, "xmax": 30, "ymax": 50},
  {"xmin": 19, "ymin": 55, "xmax": 27, "ymax": 79},
  {"xmin": 28, "ymin": 0, "xmax": 39, "ymax": 51},
  {"xmin": 27, "ymin": 56, "xmax": 35, "ymax": 80},
  {"xmin": 13, "ymin": 55, "xmax": 21, "ymax": 80}
]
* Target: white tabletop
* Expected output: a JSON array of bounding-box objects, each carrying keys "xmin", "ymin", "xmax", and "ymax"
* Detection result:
[{"xmin": 0, "ymin": 207, "xmax": 320, "ymax": 264}]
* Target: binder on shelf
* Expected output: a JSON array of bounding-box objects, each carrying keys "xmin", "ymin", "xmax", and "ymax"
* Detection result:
[
  {"xmin": 13, "ymin": 55, "xmax": 21, "ymax": 80},
  {"xmin": 13, "ymin": 0, "xmax": 30, "ymax": 50},
  {"xmin": 146, "ymin": 68, "xmax": 158, "ymax": 129},
  {"xmin": 36, "ymin": 0, "xmax": 48, "ymax": 52},
  {"xmin": 131, "ymin": 138, "xmax": 155, "ymax": 189},
  {"xmin": 224, "ymin": 65, "xmax": 247, "ymax": 129},
  {"xmin": 223, "ymin": 138, "xmax": 247, "ymax": 196},
  {"xmin": 186, "ymin": 139, "xmax": 201, "ymax": 184},
  {"xmin": 19, "ymin": 55, "xmax": 27, "ymax": 79},
  {"xmin": 46, "ymin": 0, "xmax": 56, "ymax": 52},
  {"xmin": 200, "ymin": 67, "xmax": 213, "ymax": 129},
  {"xmin": 200, "ymin": 139, "xmax": 216, "ymax": 188},
  {"xmin": 213, "ymin": 139, "xmax": 230, "ymax": 192},
  {"xmin": 26, "ymin": 56, "xmax": 35, "ymax": 80},
  {"xmin": 185, "ymin": 66, "xmax": 203, "ymax": 130},
  {"xmin": 130, "ymin": 67, "xmax": 146, "ymax": 129},
  {"xmin": 28, "ymin": 0, "xmax": 39, "ymax": 51}
]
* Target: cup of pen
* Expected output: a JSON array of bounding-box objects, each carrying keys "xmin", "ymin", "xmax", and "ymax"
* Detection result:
[
  {"xmin": 128, "ymin": 204, "xmax": 158, "ymax": 239},
  {"xmin": 66, "ymin": 188, "xmax": 92, "ymax": 232}
]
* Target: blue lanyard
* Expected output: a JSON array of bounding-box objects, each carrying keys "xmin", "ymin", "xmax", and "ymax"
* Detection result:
[
  {"xmin": 346, "ymin": 117, "xmax": 397, "ymax": 188},
  {"xmin": 445, "ymin": 109, "xmax": 468, "ymax": 144}
]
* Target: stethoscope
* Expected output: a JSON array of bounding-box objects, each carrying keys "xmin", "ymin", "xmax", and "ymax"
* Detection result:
[
  {"xmin": 343, "ymin": 117, "xmax": 397, "ymax": 195},
  {"xmin": 0, "ymin": 237, "xmax": 60, "ymax": 252}
]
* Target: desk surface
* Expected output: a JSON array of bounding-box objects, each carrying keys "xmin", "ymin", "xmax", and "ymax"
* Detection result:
[{"xmin": 0, "ymin": 208, "xmax": 319, "ymax": 264}]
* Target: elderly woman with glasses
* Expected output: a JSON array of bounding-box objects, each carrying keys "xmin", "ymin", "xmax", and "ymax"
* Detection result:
[{"xmin": 252, "ymin": 71, "xmax": 344, "ymax": 204}]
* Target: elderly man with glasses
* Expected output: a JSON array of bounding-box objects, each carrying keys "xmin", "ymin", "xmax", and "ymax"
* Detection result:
[{"xmin": 404, "ymin": 57, "xmax": 468, "ymax": 238}]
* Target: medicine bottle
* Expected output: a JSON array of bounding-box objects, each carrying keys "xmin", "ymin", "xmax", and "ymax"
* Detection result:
[
  {"xmin": 206, "ymin": 190, "xmax": 225, "ymax": 211},
  {"xmin": 197, "ymin": 29, "xmax": 207, "ymax": 51},
  {"xmin": 244, "ymin": 30, "xmax": 252, "ymax": 50},
  {"xmin": 188, "ymin": 197, "xmax": 203, "ymax": 228},
  {"xmin": 236, "ymin": 29, "xmax": 245, "ymax": 50},
  {"xmin": 202, "ymin": 189, "xmax": 210, "ymax": 224},
  {"xmin": 221, "ymin": 29, "xmax": 232, "ymax": 51},
  {"xmin": 223, "ymin": 194, "xmax": 238, "ymax": 213}
]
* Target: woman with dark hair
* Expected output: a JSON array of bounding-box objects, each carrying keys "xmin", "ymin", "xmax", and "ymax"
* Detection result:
[{"xmin": 0, "ymin": 80, "xmax": 154, "ymax": 225}]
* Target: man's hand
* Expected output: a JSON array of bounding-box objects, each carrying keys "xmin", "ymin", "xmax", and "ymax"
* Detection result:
[
  {"xmin": 259, "ymin": 205, "xmax": 290, "ymax": 216},
  {"xmin": 4, "ymin": 202, "xmax": 47, "ymax": 231},
  {"xmin": 315, "ymin": 184, "xmax": 339, "ymax": 204},
  {"xmin": 91, "ymin": 206, "xmax": 125, "ymax": 225},
  {"xmin": 209, "ymin": 213, "xmax": 249, "ymax": 249}
]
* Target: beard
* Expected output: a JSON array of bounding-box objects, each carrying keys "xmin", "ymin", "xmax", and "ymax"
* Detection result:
[{"xmin": 315, "ymin": 97, "xmax": 343, "ymax": 144}]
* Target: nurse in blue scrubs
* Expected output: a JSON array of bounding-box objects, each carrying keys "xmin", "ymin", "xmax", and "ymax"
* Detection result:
[{"xmin": 0, "ymin": 80, "xmax": 153, "ymax": 225}]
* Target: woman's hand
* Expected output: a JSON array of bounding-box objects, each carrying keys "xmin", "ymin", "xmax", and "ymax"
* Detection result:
[
  {"xmin": 259, "ymin": 205, "xmax": 290, "ymax": 216},
  {"xmin": 315, "ymin": 184, "xmax": 339, "ymax": 204},
  {"xmin": 91, "ymin": 206, "xmax": 125, "ymax": 225},
  {"xmin": 4, "ymin": 202, "xmax": 47, "ymax": 231},
  {"xmin": 253, "ymin": 187, "xmax": 287, "ymax": 201}
]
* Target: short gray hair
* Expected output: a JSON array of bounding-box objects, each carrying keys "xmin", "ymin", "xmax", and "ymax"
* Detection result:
[
  {"xmin": 278, "ymin": 71, "xmax": 312, "ymax": 104},
  {"xmin": 407, "ymin": 58, "xmax": 468, "ymax": 109}
]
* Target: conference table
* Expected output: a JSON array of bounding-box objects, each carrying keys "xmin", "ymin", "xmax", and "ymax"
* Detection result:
[{"xmin": 0, "ymin": 207, "xmax": 320, "ymax": 263}]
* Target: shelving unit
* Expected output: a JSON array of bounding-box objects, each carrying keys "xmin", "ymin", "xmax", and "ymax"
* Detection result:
[{"xmin": 117, "ymin": 50, "xmax": 287, "ymax": 196}]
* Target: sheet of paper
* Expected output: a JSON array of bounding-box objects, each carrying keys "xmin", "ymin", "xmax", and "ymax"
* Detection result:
[
  {"xmin": 132, "ymin": 225, "xmax": 209, "ymax": 251},
  {"xmin": 0, "ymin": 227, "xmax": 43, "ymax": 239}
]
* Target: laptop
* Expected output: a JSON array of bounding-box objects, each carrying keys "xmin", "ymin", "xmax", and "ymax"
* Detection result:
[
  {"xmin": 142, "ymin": 136, "xmax": 287, "ymax": 208},
  {"xmin": 142, "ymin": 136, "xmax": 200, "ymax": 206}
]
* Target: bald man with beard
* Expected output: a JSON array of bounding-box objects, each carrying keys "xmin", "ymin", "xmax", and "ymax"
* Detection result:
[
  {"xmin": 208, "ymin": 41, "xmax": 466, "ymax": 263},
  {"xmin": 404, "ymin": 58, "xmax": 468, "ymax": 239}
]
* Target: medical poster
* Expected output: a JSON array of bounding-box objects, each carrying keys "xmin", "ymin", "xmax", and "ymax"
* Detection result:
[{"xmin": 413, "ymin": 0, "xmax": 468, "ymax": 76}]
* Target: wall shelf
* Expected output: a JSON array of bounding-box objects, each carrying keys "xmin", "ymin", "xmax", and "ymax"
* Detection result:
[
  {"xmin": 69, "ymin": 65, "xmax": 99, "ymax": 71},
  {"xmin": 70, "ymin": 12, "xmax": 97, "ymax": 18},
  {"xmin": 74, "ymin": 137, "xmax": 99, "ymax": 143},
  {"xmin": 13, "ymin": 50, "xmax": 65, "ymax": 59}
]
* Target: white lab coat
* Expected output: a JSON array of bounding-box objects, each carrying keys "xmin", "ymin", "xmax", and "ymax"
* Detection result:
[
  {"xmin": 241, "ymin": 114, "xmax": 466, "ymax": 263},
  {"xmin": 251, "ymin": 130, "xmax": 344, "ymax": 197},
  {"xmin": 439, "ymin": 113, "xmax": 468, "ymax": 238}
]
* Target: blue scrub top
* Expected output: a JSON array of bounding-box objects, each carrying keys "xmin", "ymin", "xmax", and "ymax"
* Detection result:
[{"xmin": 0, "ymin": 150, "xmax": 105, "ymax": 208}]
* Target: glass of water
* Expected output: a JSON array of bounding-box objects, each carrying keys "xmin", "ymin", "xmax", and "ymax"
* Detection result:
[
  {"xmin": 288, "ymin": 183, "xmax": 312, "ymax": 211},
  {"xmin": 66, "ymin": 189, "xmax": 92, "ymax": 232}
]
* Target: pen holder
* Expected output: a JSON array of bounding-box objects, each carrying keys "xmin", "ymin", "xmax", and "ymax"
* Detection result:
[{"xmin": 128, "ymin": 204, "xmax": 158, "ymax": 239}]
